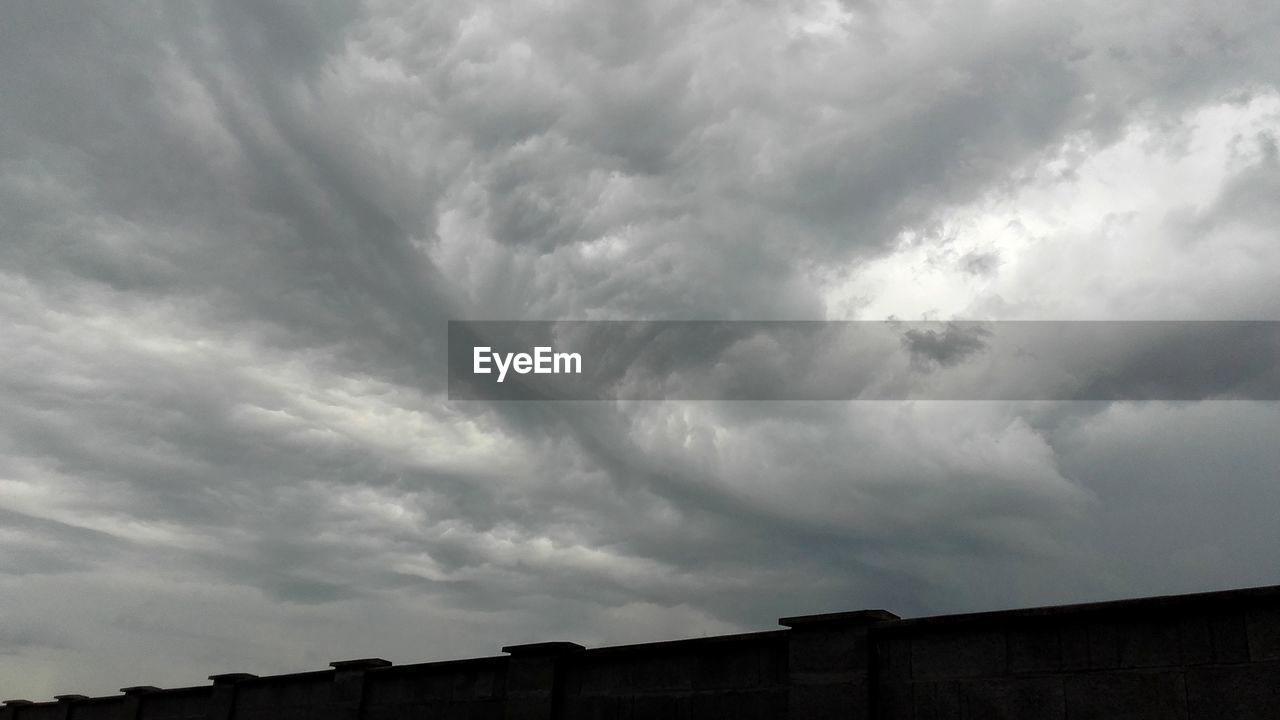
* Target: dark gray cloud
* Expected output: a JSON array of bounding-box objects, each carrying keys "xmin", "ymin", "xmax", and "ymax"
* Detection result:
[
  {"xmin": 900, "ymin": 323, "xmax": 992, "ymax": 370},
  {"xmin": 1, "ymin": 0, "xmax": 1279, "ymax": 700},
  {"xmin": 959, "ymin": 250, "xmax": 1000, "ymax": 277}
]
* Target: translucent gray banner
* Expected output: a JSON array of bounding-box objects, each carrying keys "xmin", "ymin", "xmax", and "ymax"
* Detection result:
[{"xmin": 447, "ymin": 321, "xmax": 1280, "ymax": 401}]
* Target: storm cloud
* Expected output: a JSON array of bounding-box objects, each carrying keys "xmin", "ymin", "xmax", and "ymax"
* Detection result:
[{"xmin": 2, "ymin": 0, "xmax": 1279, "ymax": 699}]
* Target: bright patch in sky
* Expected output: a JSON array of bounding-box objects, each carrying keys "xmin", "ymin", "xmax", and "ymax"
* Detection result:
[{"xmin": 826, "ymin": 94, "xmax": 1280, "ymax": 320}]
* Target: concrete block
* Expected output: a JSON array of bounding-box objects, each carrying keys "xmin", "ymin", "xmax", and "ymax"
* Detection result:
[
  {"xmin": 480, "ymin": 700, "xmax": 507, "ymax": 720},
  {"xmin": 874, "ymin": 682, "xmax": 913, "ymax": 720},
  {"xmin": 1086, "ymin": 623, "xmax": 1119, "ymax": 669},
  {"xmin": 628, "ymin": 656, "xmax": 693, "ymax": 691},
  {"xmin": 875, "ymin": 637, "xmax": 912, "ymax": 681},
  {"xmin": 911, "ymin": 681, "xmax": 961, "ymax": 720},
  {"xmin": 757, "ymin": 644, "xmax": 785, "ymax": 685},
  {"xmin": 1177, "ymin": 618, "xmax": 1215, "ymax": 665},
  {"xmin": 782, "ymin": 610, "xmax": 896, "ymax": 680},
  {"xmin": 203, "ymin": 684, "xmax": 241, "ymax": 720},
  {"xmin": 506, "ymin": 658, "xmax": 558, "ymax": 696},
  {"xmin": 62, "ymin": 699, "xmax": 129, "ymax": 720},
  {"xmin": 1059, "ymin": 624, "xmax": 1090, "ymax": 671},
  {"xmin": 115, "ymin": 687, "xmax": 157, "ymax": 720},
  {"xmin": 448, "ymin": 671, "xmax": 478, "ymax": 696},
  {"xmin": 441, "ymin": 672, "xmax": 470, "ymax": 702},
  {"xmin": 445, "ymin": 703, "xmax": 494, "ymax": 720},
  {"xmin": 693, "ymin": 648, "xmax": 765, "ymax": 690},
  {"xmin": 330, "ymin": 659, "xmax": 390, "ymax": 720},
  {"xmin": 423, "ymin": 672, "xmax": 460, "ymax": 701},
  {"xmin": 788, "ymin": 682, "xmax": 858, "ymax": 720},
  {"xmin": 910, "ymin": 630, "xmax": 1007, "ymax": 679},
  {"xmin": 1209, "ymin": 614, "xmax": 1251, "ymax": 663},
  {"xmin": 130, "ymin": 688, "xmax": 213, "ymax": 720},
  {"xmin": 629, "ymin": 695, "xmax": 686, "ymax": 720},
  {"xmin": 426, "ymin": 668, "xmax": 496, "ymax": 702},
  {"xmin": 12, "ymin": 704, "xmax": 58, "ymax": 720},
  {"xmin": 207, "ymin": 674, "xmax": 256, "ymax": 686},
  {"xmin": 693, "ymin": 690, "xmax": 780, "ymax": 720},
  {"xmin": 577, "ymin": 663, "xmax": 629, "ymax": 695},
  {"xmin": 1185, "ymin": 661, "xmax": 1280, "ymax": 720},
  {"xmin": 779, "ymin": 610, "xmax": 899, "ymax": 629},
  {"xmin": 54, "ymin": 696, "xmax": 87, "ymax": 720},
  {"xmin": 1117, "ymin": 620, "xmax": 1182, "ymax": 668},
  {"xmin": 472, "ymin": 668, "xmax": 497, "ymax": 700},
  {"xmin": 234, "ymin": 676, "xmax": 330, "ymax": 712},
  {"xmin": 368, "ymin": 671, "xmax": 451, "ymax": 703},
  {"xmin": 788, "ymin": 627, "xmax": 867, "ymax": 675},
  {"xmin": 565, "ymin": 694, "xmax": 622, "ymax": 720},
  {"xmin": 0, "ymin": 702, "xmax": 28, "ymax": 720},
  {"xmin": 503, "ymin": 642, "xmax": 582, "ymax": 720},
  {"xmin": 961, "ymin": 677, "xmax": 1065, "ymax": 720},
  {"xmin": 1245, "ymin": 607, "xmax": 1280, "ymax": 661},
  {"xmin": 1063, "ymin": 671, "xmax": 1188, "ymax": 720},
  {"xmin": 502, "ymin": 642, "xmax": 585, "ymax": 656},
  {"xmin": 1008, "ymin": 626, "xmax": 1061, "ymax": 674},
  {"xmin": 641, "ymin": 694, "xmax": 693, "ymax": 720},
  {"xmin": 440, "ymin": 701, "xmax": 480, "ymax": 720},
  {"xmin": 329, "ymin": 659, "xmax": 391, "ymax": 672}
]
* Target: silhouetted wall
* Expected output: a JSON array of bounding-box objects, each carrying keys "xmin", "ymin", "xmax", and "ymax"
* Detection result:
[
  {"xmin": 4, "ymin": 585, "xmax": 1277, "ymax": 720},
  {"xmin": 870, "ymin": 585, "xmax": 1280, "ymax": 719}
]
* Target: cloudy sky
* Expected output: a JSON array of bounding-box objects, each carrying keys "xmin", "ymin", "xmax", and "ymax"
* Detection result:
[{"xmin": 3, "ymin": 0, "xmax": 1280, "ymax": 700}]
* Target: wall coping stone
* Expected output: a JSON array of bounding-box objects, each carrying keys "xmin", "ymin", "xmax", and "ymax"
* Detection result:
[
  {"xmin": 576, "ymin": 629, "xmax": 789, "ymax": 660},
  {"xmin": 330, "ymin": 658, "xmax": 392, "ymax": 670},
  {"xmin": 119, "ymin": 686, "xmax": 160, "ymax": 695},
  {"xmin": 208, "ymin": 673, "xmax": 257, "ymax": 685},
  {"xmin": 874, "ymin": 583, "xmax": 1280, "ymax": 634},
  {"xmin": 229, "ymin": 669, "xmax": 332, "ymax": 684},
  {"xmin": 374, "ymin": 656, "xmax": 509, "ymax": 676},
  {"xmin": 502, "ymin": 642, "xmax": 585, "ymax": 656},
  {"xmin": 780, "ymin": 610, "xmax": 900, "ymax": 628}
]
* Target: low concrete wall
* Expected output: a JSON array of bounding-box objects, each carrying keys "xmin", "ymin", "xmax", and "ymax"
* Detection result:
[
  {"xmin": 558, "ymin": 629, "xmax": 790, "ymax": 718},
  {"xmin": 3, "ymin": 585, "xmax": 1276, "ymax": 719},
  {"xmin": 871, "ymin": 585, "xmax": 1280, "ymax": 719}
]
